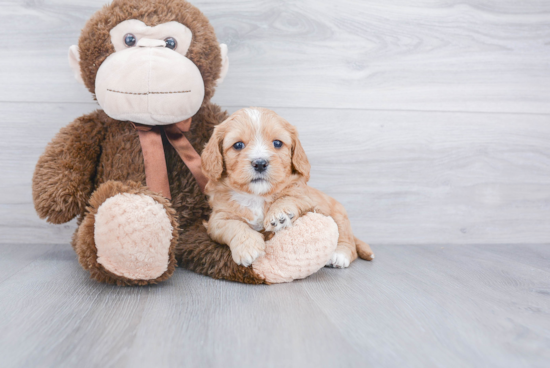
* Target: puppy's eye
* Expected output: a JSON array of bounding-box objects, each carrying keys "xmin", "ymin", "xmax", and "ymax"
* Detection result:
[
  {"xmin": 164, "ymin": 37, "xmax": 177, "ymax": 50},
  {"xmin": 124, "ymin": 33, "xmax": 136, "ymax": 47},
  {"xmin": 233, "ymin": 142, "xmax": 245, "ymax": 150},
  {"xmin": 273, "ymin": 140, "xmax": 283, "ymax": 149}
]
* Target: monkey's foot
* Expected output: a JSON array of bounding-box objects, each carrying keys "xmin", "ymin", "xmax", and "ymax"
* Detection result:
[
  {"xmin": 75, "ymin": 181, "xmax": 178, "ymax": 285},
  {"xmin": 252, "ymin": 213, "xmax": 338, "ymax": 283},
  {"xmin": 95, "ymin": 193, "xmax": 174, "ymax": 279}
]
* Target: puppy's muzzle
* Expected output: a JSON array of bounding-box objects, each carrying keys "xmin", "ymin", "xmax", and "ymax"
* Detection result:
[{"xmin": 252, "ymin": 159, "xmax": 269, "ymax": 173}]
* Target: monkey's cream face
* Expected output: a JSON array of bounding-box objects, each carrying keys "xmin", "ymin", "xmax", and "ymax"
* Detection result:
[
  {"xmin": 95, "ymin": 20, "xmax": 202, "ymax": 125},
  {"xmin": 69, "ymin": 19, "xmax": 229, "ymax": 126},
  {"xmin": 221, "ymin": 108, "xmax": 294, "ymax": 195}
]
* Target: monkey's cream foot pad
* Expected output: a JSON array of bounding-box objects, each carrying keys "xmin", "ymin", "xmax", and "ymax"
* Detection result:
[
  {"xmin": 252, "ymin": 213, "xmax": 339, "ymax": 283},
  {"xmin": 94, "ymin": 193, "xmax": 173, "ymax": 280}
]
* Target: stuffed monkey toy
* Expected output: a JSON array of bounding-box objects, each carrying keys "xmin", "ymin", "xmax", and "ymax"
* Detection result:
[{"xmin": 32, "ymin": 0, "xmax": 338, "ymax": 285}]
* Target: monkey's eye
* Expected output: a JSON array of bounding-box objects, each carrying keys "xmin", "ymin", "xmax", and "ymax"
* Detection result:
[
  {"xmin": 164, "ymin": 37, "xmax": 177, "ymax": 50},
  {"xmin": 233, "ymin": 142, "xmax": 245, "ymax": 150},
  {"xmin": 273, "ymin": 140, "xmax": 283, "ymax": 149},
  {"xmin": 124, "ymin": 33, "xmax": 136, "ymax": 47}
]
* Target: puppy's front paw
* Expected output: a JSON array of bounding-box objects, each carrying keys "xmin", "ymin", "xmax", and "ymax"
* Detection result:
[
  {"xmin": 265, "ymin": 207, "xmax": 297, "ymax": 232},
  {"xmin": 230, "ymin": 233, "xmax": 266, "ymax": 267},
  {"xmin": 326, "ymin": 248, "xmax": 351, "ymax": 269}
]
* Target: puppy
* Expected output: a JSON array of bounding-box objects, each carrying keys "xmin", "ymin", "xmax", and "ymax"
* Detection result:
[{"xmin": 201, "ymin": 107, "xmax": 374, "ymax": 267}]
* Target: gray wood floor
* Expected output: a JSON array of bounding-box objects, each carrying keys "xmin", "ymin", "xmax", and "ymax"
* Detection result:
[
  {"xmin": 1, "ymin": 0, "xmax": 550, "ymax": 367},
  {"xmin": 0, "ymin": 243, "xmax": 549, "ymax": 368}
]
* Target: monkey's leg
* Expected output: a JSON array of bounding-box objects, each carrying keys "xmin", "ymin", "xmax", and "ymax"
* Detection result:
[
  {"xmin": 176, "ymin": 213, "xmax": 338, "ymax": 284},
  {"xmin": 74, "ymin": 180, "xmax": 178, "ymax": 286}
]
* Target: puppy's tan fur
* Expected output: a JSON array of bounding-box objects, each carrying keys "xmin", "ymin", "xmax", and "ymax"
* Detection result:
[{"xmin": 202, "ymin": 107, "xmax": 374, "ymax": 268}]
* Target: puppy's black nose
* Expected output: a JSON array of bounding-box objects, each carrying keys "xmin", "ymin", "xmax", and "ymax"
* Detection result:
[{"xmin": 252, "ymin": 159, "xmax": 269, "ymax": 173}]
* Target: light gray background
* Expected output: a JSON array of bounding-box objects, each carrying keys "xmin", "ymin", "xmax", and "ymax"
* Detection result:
[{"xmin": 0, "ymin": 1, "xmax": 549, "ymax": 367}]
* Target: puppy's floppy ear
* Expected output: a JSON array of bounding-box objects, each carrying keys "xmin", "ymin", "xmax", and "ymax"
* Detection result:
[
  {"xmin": 290, "ymin": 127, "xmax": 311, "ymax": 182},
  {"xmin": 201, "ymin": 125, "xmax": 225, "ymax": 182}
]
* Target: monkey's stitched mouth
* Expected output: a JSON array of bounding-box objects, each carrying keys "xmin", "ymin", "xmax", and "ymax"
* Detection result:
[{"xmin": 107, "ymin": 89, "xmax": 191, "ymax": 95}]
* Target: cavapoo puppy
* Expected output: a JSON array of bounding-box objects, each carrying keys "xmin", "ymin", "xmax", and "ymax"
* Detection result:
[{"xmin": 201, "ymin": 107, "xmax": 374, "ymax": 268}]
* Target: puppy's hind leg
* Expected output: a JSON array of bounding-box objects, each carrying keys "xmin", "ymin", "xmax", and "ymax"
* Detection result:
[
  {"xmin": 326, "ymin": 245, "xmax": 354, "ymax": 268},
  {"xmin": 325, "ymin": 213, "xmax": 357, "ymax": 269}
]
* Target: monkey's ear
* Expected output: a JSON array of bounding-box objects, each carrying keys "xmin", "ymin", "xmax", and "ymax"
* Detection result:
[
  {"xmin": 68, "ymin": 45, "xmax": 85, "ymax": 85},
  {"xmin": 216, "ymin": 44, "xmax": 229, "ymax": 86}
]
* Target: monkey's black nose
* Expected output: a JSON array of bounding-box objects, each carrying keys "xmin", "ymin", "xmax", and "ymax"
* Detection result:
[{"xmin": 252, "ymin": 159, "xmax": 269, "ymax": 173}]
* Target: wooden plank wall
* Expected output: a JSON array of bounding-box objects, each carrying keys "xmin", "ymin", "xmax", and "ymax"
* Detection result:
[{"xmin": 1, "ymin": 0, "xmax": 549, "ymax": 245}]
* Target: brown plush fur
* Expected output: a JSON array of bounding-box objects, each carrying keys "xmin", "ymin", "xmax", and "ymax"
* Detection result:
[{"xmin": 32, "ymin": 0, "xmax": 265, "ymax": 285}]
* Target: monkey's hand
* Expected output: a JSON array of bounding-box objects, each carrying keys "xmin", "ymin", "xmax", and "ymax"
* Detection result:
[{"xmin": 33, "ymin": 113, "xmax": 105, "ymax": 224}]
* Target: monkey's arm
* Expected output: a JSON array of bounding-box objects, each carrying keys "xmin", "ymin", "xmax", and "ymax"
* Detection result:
[{"xmin": 33, "ymin": 111, "xmax": 105, "ymax": 224}]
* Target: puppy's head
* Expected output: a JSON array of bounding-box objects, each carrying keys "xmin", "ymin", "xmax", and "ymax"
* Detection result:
[{"xmin": 202, "ymin": 107, "xmax": 310, "ymax": 195}]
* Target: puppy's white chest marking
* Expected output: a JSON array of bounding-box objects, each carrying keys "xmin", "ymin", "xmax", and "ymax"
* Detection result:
[{"xmin": 230, "ymin": 191, "xmax": 265, "ymax": 231}]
